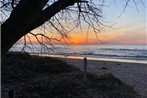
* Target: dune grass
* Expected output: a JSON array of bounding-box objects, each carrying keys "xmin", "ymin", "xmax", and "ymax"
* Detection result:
[{"xmin": 1, "ymin": 52, "xmax": 141, "ymax": 98}]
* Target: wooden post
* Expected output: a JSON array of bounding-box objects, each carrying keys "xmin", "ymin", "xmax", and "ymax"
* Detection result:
[
  {"xmin": 8, "ymin": 90, "xmax": 14, "ymax": 98},
  {"xmin": 83, "ymin": 57, "xmax": 87, "ymax": 82}
]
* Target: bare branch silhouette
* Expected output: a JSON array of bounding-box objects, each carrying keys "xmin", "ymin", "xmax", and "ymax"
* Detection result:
[{"xmin": 0, "ymin": 0, "xmax": 144, "ymax": 55}]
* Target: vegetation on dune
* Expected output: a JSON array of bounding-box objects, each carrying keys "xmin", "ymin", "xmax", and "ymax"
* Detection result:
[{"xmin": 2, "ymin": 52, "xmax": 141, "ymax": 98}]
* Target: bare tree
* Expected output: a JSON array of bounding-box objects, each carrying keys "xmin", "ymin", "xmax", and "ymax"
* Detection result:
[{"xmin": 0, "ymin": 0, "xmax": 144, "ymax": 55}]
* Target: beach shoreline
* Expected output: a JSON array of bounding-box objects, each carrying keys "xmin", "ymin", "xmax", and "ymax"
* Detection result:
[
  {"xmin": 32, "ymin": 54, "xmax": 147, "ymax": 64},
  {"xmin": 59, "ymin": 57, "xmax": 147, "ymax": 98}
]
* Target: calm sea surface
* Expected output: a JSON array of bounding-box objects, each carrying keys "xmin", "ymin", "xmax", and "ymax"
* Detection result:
[{"xmin": 10, "ymin": 44, "xmax": 147, "ymax": 63}]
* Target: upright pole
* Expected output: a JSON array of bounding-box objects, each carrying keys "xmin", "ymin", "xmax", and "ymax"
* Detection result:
[
  {"xmin": 83, "ymin": 57, "xmax": 87, "ymax": 82},
  {"xmin": 8, "ymin": 90, "xmax": 14, "ymax": 98}
]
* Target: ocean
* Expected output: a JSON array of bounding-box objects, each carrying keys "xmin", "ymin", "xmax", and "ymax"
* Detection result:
[{"xmin": 10, "ymin": 44, "xmax": 147, "ymax": 63}]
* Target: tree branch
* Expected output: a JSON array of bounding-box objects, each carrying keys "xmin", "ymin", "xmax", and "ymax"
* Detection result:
[{"xmin": 24, "ymin": 0, "xmax": 81, "ymax": 34}]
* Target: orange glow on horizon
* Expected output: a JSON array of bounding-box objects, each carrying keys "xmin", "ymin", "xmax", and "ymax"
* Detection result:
[
  {"xmin": 70, "ymin": 38, "xmax": 83, "ymax": 45},
  {"xmin": 18, "ymin": 28, "xmax": 146, "ymax": 45}
]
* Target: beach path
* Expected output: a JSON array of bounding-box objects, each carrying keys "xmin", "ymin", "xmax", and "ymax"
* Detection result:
[{"xmin": 60, "ymin": 58, "xmax": 147, "ymax": 98}]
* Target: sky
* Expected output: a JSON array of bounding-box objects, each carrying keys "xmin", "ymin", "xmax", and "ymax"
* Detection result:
[
  {"xmin": 22, "ymin": 0, "xmax": 146, "ymax": 45},
  {"xmin": 99, "ymin": 0, "xmax": 147, "ymax": 45},
  {"xmin": 68, "ymin": 0, "xmax": 146, "ymax": 45},
  {"xmin": 66, "ymin": 0, "xmax": 146, "ymax": 45}
]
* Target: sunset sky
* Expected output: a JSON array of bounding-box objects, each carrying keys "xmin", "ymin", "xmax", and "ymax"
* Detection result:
[
  {"xmin": 95, "ymin": 0, "xmax": 146, "ymax": 45},
  {"xmin": 23, "ymin": 0, "xmax": 146, "ymax": 45},
  {"xmin": 67, "ymin": 0, "xmax": 146, "ymax": 45}
]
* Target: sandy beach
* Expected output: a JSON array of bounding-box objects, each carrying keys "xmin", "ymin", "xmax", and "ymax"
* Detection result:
[{"xmin": 60, "ymin": 58, "xmax": 147, "ymax": 98}]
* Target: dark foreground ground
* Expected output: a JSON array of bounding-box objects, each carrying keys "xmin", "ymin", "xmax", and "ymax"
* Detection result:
[{"xmin": 1, "ymin": 52, "xmax": 141, "ymax": 98}]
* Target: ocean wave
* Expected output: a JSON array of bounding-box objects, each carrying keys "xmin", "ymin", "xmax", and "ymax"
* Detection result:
[
  {"xmin": 94, "ymin": 54, "xmax": 147, "ymax": 58},
  {"xmin": 55, "ymin": 51, "xmax": 147, "ymax": 59},
  {"xmin": 99, "ymin": 48, "xmax": 147, "ymax": 52},
  {"xmin": 10, "ymin": 44, "xmax": 147, "ymax": 60}
]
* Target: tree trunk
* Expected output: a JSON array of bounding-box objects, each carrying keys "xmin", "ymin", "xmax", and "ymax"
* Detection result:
[
  {"xmin": 1, "ymin": 0, "xmax": 79, "ymax": 55},
  {"xmin": 1, "ymin": 0, "xmax": 48, "ymax": 55}
]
